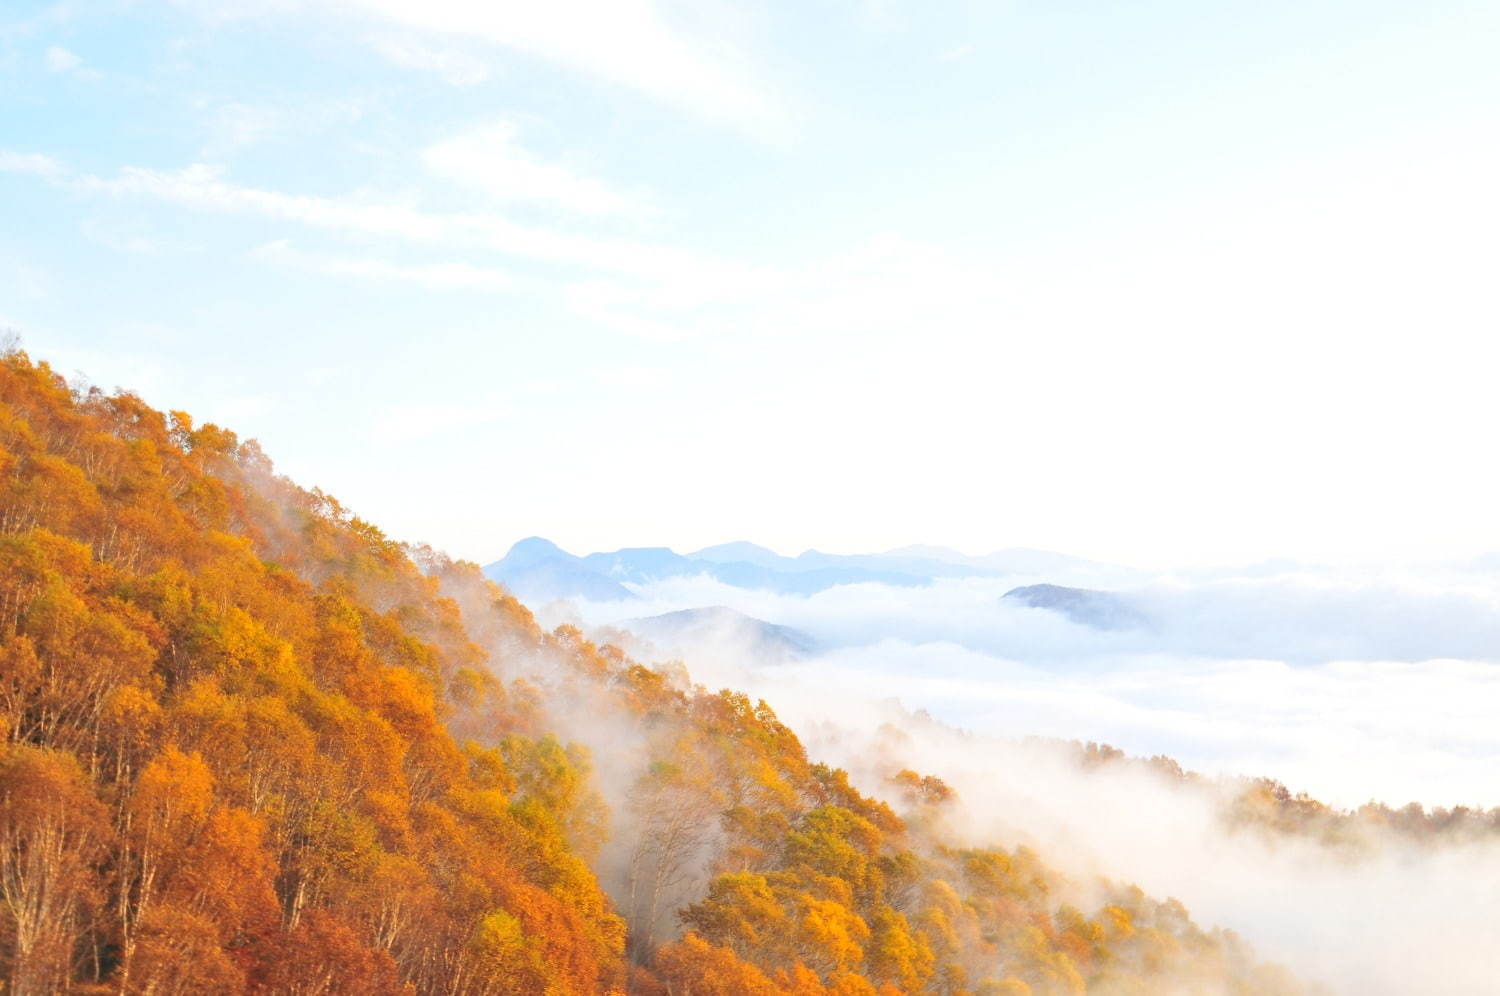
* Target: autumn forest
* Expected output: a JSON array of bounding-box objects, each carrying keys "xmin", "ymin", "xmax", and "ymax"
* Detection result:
[{"xmin": 0, "ymin": 345, "xmax": 1361, "ymax": 994}]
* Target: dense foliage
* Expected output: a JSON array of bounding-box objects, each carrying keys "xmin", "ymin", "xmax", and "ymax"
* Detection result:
[
  {"xmin": 1070, "ymin": 741, "xmax": 1500, "ymax": 848},
  {"xmin": 0, "ymin": 348, "xmax": 1302, "ymax": 994}
]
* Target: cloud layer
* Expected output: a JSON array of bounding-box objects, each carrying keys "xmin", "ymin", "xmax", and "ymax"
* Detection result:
[
  {"xmin": 551, "ymin": 561, "xmax": 1500, "ymax": 994},
  {"xmin": 563, "ymin": 562, "xmax": 1500, "ymax": 809}
]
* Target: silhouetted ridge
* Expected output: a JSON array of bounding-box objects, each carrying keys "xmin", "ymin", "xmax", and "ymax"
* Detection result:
[{"xmin": 1005, "ymin": 582, "xmax": 1149, "ymax": 630}]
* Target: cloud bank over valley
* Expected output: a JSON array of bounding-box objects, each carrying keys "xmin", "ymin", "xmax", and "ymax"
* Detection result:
[
  {"xmin": 486, "ymin": 538, "xmax": 1500, "ymax": 994},
  {"xmin": 489, "ymin": 539, "xmax": 1500, "ymax": 810}
]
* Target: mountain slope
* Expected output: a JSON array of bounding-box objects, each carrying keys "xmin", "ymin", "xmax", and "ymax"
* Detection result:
[
  {"xmin": 0, "ymin": 347, "xmax": 1304, "ymax": 996},
  {"xmin": 0, "ymin": 352, "xmax": 625, "ymax": 993}
]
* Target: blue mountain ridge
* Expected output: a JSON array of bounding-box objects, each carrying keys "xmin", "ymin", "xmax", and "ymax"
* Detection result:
[{"xmin": 482, "ymin": 538, "xmax": 1108, "ymax": 602}]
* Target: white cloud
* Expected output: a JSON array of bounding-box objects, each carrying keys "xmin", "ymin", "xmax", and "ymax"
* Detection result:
[
  {"xmin": 44, "ymin": 45, "xmax": 80, "ymax": 72},
  {"xmin": 349, "ymin": 0, "xmax": 779, "ymax": 133},
  {"xmin": 250, "ymin": 239, "xmax": 516, "ymax": 292},
  {"xmin": 64, "ymin": 160, "xmax": 743, "ymax": 284},
  {"xmin": 202, "ymin": 102, "xmax": 284, "ymax": 156},
  {"xmin": 3, "ymin": 148, "xmax": 767, "ymax": 304},
  {"xmin": 0, "ymin": 151, "xmax": 745, "ymax": 289},
  {"xmin": 370, "ymin": 37, "xmax": 489, "ymax": 86},
  {"xmin": 0, "ymin": 150, "xmax": 66, "ymax": 180},
  {"xmin": 796, "ymin": 700, "xmax": 1500, "ymax": 996},
  {"xmin": 568, "ymin": 564, "xmax": 1500, "ymax": 809},
  {"xmin": 423, "ymin": 121, "xmax": 647, "ymax": 217},
  {"xmin": 194, "ymin": 97, "xmax": 369, "ymax": 160},
  {"xmin": 546, "ymin": 562, "xmax": 1500, "ymax": 995},
  {"xmin": 170, "ymin": 0, "xmax": 782, "ymax": 134},
  {"xmin": 78, "ymin": 218, "xmax": 165, "ymax": 255}
]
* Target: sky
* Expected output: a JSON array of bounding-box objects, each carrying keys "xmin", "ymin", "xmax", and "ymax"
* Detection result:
[{"xmin": 3, "ymin": 0, "xmax": 1499, "ymax": 568}]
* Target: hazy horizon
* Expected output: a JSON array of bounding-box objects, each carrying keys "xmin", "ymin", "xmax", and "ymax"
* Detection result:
[{"xmin": 5, "ymin": 0, "xmax": 1499, "ymax": 569}]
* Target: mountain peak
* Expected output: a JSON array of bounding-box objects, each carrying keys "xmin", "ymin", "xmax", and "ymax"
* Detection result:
[
  {"xmin": 690, "ymin": 541, "xmax": 787, "ymax": 567},
  {"xmin": 501, "ymin": 536, "xmax": 572, "ymax": 568}
]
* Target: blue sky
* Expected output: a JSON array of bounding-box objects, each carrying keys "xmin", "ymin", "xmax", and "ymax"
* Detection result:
[{"xmin": 2, "ymin": 0, "xmax": 1498, "ymax": 566}]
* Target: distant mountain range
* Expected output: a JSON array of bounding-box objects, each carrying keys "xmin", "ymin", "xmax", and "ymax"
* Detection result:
[
  {"xmin": 617, "ymin": 606, "xmax": 817, "ymax": 662},
  {"xmin": 483, "ymin": 536, "xmax": 1109, "ymax": 602}
]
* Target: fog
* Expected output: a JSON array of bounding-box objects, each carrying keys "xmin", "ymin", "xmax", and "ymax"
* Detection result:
[
  {"xmin": 519, "ymin": 560, "xmax": 1500, "ymax": 994},
  {"xmin": 559, "ymin": 565, "xmax": 1500, "ymax": 809},
  {"xmin": 786, "ymin": 706, "xmax": 1500, "ymax": 996}
]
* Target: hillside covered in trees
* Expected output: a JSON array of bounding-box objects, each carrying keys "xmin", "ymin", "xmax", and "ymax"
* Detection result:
[{"xmin": 0, "ymin": 347, "xmax": 1307, "ymax": 994}]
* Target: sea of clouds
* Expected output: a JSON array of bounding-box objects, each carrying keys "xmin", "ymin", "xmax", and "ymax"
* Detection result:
[
  {"xmin": 525, "ymin": 560, "xmax": 1500, "ymax": 993},
  {"xmin": 555, "ymin": 562, "xmax": 1500, "ymax": 809}
]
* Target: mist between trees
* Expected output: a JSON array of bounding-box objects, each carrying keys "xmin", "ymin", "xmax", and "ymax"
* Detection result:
[{"xmin": 0, "ymin": 345, "xmax": 1491, "ymax": 995}]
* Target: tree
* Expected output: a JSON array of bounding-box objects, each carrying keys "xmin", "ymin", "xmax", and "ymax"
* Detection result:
[
  {"xmin": 0, "ymin": 746, "xmax": 109, "ymax": 995},
  {"xmin": 651, "ymin": 932, "xmax": 780, "ymax": 996},
  {"xmin": 625, "ymin": 739, "xmax": 723, "ymax": 964}
]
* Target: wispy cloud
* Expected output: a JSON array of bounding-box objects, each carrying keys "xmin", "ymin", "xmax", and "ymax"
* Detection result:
[
  {"xmin": 44, "ymin": 45, "xmax": 80, "ymax": 72},
  {"xmin": 250, "ymin": 239, "xmax": 516, "ymax": 292},
  {"xmin": 78, "ymin": 217, "xmax": 168, "ymax": 255},
  {"xmin": 1, "ymin": 153, "xmax": 749, "ymax": 286},
  {"xmin": 369, "ymin": 37, "xmax": 489, "ymax": 86},
  {"xmin": 170, "ymin": 0, "xmax": 783, "ymax": 135},
  {"xmin": 41, "ymin": 43, "xmax": 100, "ymax": 81},
  {"xmin": 349, "ymin": 0, "xmax": 781, "ymax": 134},
  {"xmin": 0, "ymin": 150, "xmax": 66, "ymax": 180},
  {"xmin": 423, "ymin": 121, "xmax": 650, "ymax": 217},
  {"xmin": 1, "ymin": 4, "xmax": 77, "ymax": 39},
  {"xmin": 193, "ymin": 96, "xmax": 370, "ymax": 161},
  {"xmin": 199, "ymin": 102, "xmax": 284, "ymax": 157}
]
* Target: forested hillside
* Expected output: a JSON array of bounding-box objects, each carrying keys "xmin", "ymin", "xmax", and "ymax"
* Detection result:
[
  {"xmin": 1066, "ymin": 741, "xmax": 1500, "ymax": 849},
  {"xmin": 0, "ymin": 348, "xmax": 1303, "ymax": 995}
]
